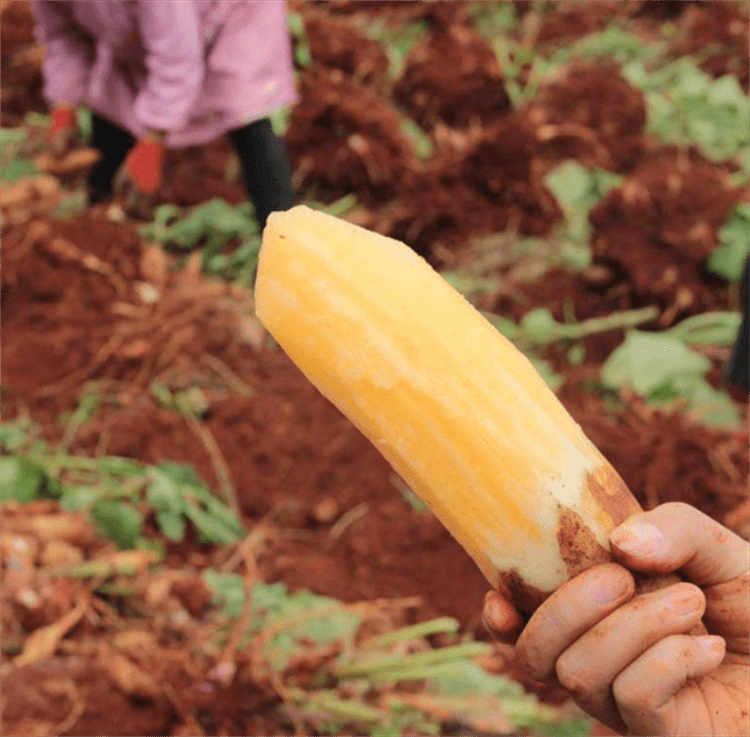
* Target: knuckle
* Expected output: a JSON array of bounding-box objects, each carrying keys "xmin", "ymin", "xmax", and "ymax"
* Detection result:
[
  {"xmin": 612, "ymin": 669, "xmax": 656, "ymax": 710},
  {"xmin": 555, "ymin": 651, "xmax": 589, "ymax": 698}
]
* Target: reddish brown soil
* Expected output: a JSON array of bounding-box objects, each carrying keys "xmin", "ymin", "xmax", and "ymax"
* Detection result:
[
  {"xmin": 159, "ymin": 138, "xmax": 247, "ymax": 208},
  {"xmin": 675, "ymin": 2, "xmax": 750, "ymax": 89},
  {"xmin": 304, "ymin": 12, "xmax": 391, "ymax": 94},
  {"xmin": 387, "ymin": 113, "xmax": 562, "ymax": 254},
  {"xmin": 524, "ymin": 61, "xmax": 647, "ymax": 172},
  {"xmin": 284, "ymin": 69, "xmax": 419, "ymax": 206},
  {"xmin": 589, "ymin": 146, "xmax": 743, "ymax": 322},
  {"xmin": 530, "ymin": 2, "xmax": 629, "ymax": 46},
  {"xmin": 0, "ymin": 0, "xmax": 45, "ymax": 127},
  {"xmin": 394, "ymin": 24, "xmax": 510, "ymax": 131},
  {"xmin": 2, "ymin": 3, "xmax": 749, "ymax": 736}
]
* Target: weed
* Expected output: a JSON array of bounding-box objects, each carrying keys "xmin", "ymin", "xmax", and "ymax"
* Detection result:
[
  {"xmin": 0, "ymin": 422, "xmax": 244, "ymax": 548},
  {"xmin": 202, "ymin": 576, "xmax": 587, "ymax": 736}
]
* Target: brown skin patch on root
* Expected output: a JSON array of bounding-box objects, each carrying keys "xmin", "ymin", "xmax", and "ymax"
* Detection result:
[
  {"xmin": 556, "ymin": 505, "xmax": 612, "ymax": 579},
  {"xmin": 585, "ymin": 464, "xmax": 643, "ymax": 530},
  {"xmin": 497, "ymin": 569, "xmax": 549, "ymax": 617}
]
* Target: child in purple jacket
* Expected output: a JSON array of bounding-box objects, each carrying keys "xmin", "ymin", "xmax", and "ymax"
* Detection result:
[{"xmin": 31, "ymin": 0, "xmax": 297, "ymax": 229}]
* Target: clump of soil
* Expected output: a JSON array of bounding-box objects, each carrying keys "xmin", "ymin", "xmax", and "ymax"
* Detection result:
[
  {"xmin": 387, "ymin": 114, "xmax": 562, "ymax": 255},
  {"xmin": 160, "ymin": 138, "xmax": 246, "ymax": 208},
  {"xmin": 1, "ymin": 212, "xmax": 258, "ymax": 420},
  {"xmin": 528, "ymin": 1, "xmax": 627, "ymax": 45},
  {"xmin": 320, "ymin": 0, "xmax": 468, "ymax": 27},
  {"xmin": 284, "ymin": 69, "xmax": 418, "ymax": 205},
  {"xmin": 0, "ymin": 0, "xmax": 45, "ymax": 127},
  {"xmin": 304, "ymin": 13, "xmax": 391, "ymax": 93},
  {"xmin": 675, "ymin": 2, "xmax": 750, "ymax": 88},
  {"xmin": 524, "ymin": 61, "xmax": 647, "ymax": 172},
  {"xmin": 394, "ymin": 24, "xmax": 510, "ymax": 131},
  {"xmin": 589, "ymin": 146, "xmax": 743, "ymax": 321}
]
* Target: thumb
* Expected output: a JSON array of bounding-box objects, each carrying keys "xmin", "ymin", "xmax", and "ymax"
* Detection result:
[
  {"xmin": 610, "ymin": 502, "xmax": 749, "ymax": 651},
  {"xmin": 609, "ymin": 502, "xmax": 747, "ymax": 587}
]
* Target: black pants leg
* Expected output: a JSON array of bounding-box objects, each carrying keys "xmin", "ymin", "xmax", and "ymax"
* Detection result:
[
  {"xmin": 727, "ymin": 256, "xmax": 749, "ymax": 392},
  {"xmin": 87, "ymin": 113, "xmax": 135, "ymax": 205},
  {"xmin": 228, "ymin": 118, "xmax": 294, "ymax": 231}
]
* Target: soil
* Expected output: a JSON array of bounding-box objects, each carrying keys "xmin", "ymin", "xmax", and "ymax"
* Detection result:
[
  {"xmin": 394, "ymin": 23, "xmax": 511, "ymax": 131},
  {"xmin": 304, "ymin": 11, "xmax": 391, "ymax": 94},
  {"xmin": 675, "ymin": 2, "xmax": 750, "ymax": 89},
  {"xmin": 2, "ymin": 2, "xmax": 749, "ymax": 736},
  {"xmin": 524, "ymin": 61, "xmax": 647, "ymax": 173},
  {"xmin": 589, "ymin": 145, "xmax": 743, "ymax": 321},
  {"xmin": 284, "ymin": 69, "xmax": 419, "ymax": 206},
  {"xmin": 0, "ymin": 0, "xmax": 45, "ymax": 127},
  {"xmin": 386, "ymin": 112, "xmax": 562, "ymax": 255}
]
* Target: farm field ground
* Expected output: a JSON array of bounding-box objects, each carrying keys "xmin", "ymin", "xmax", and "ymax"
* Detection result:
[{"xmin": 1, "ymin": 2, "xmax": 749, "ymax": 735}]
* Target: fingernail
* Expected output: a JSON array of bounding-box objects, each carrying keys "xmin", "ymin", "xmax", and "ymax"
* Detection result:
[
  {"xmin": 665, "ymin": 591, "xmax": 702, "ymax": 617},
  {"xmin": 589, "ymin": 572, "xmax": 631, "ymax": 606},
  {"xmin": 698, "ymin": 635, "xmax": 725, "ymax": 656},
  {"xmin": 610, "ymin": 522, "xmax": 666, "ymax": 557}
]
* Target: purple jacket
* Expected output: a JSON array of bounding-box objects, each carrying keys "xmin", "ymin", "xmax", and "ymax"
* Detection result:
[{"xmin": 30, "ymin": 0, "xmax": 297, "ymax": 147}]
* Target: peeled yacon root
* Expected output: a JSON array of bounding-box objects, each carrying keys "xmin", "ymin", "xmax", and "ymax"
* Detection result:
[{"xmin": 254, "ymin": 205, "xmax": 705, "ymax": 625}]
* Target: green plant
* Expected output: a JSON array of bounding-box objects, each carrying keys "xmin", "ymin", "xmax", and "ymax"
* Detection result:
[
  {"xmin": 601, "ymin": 328, "xmax": 741, "ymax": 427},
  {"xmin": 0, "ymin": 425, "xmax": 244, "ymax": 548},
  {"xmin": 358, "ymin": 18, "xmax": 427, "ymax": 80},
  {"xmin": 287, "ymin": 11, "xmax": 311, "ymax": 69},
  {"xmin": 624, "ymin": 59, "xmax": 750, "ymax": 174},
  {"xmin": 709, "ymin": 203, "xmax": 750, "ymax": 283},
  {"xmin": 0, "ymin": 127, "xmax": 40, "ymax": 182},
  {"xmin": 470, "ymin": 1, "xmax": 518, "ymax": 39},
  {"xmin": 544, "ymin": 162, "xmax": 623, "ymax": 246},
  {"xmin": 203, "ymin": 575, "xmax": 586, "ymax": 736},
  {"xmin": 517, "ymin": 26, "xmax": 666, "ymax": 102},
  {"xmin": 140, "ymin": 198, "xmax": 262, "ymax": 284}
]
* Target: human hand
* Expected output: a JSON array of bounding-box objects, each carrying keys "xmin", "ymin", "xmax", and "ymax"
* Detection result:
[
  {"xmin": 482, "ymin": 502, "xmax": 749, "ymax": 736},
  {"xmin": 47, "ymin": 105, "xmax": 78, "ymax": 155}
]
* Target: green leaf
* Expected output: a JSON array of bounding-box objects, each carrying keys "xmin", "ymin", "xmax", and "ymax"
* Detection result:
[
  {"xmin": 0, "ymin": 157, "xmax": 40, "ymax": 183},
  {"xmin": 0, "ymin": 420, "xmax": 34, "ymax": 452},
  {"xmin": 254, "ymin": 584, "xmax": 362, "ymax": 671},
  {"xmin": 183, "ymin": 503, "xmax": 243, "ymax": 545},
  {"xmin": 544, "ymin": 163, "xmax": 622, "ymax": 243},
  {"xmin": 520, "ymin": 308, "xmax": 558, "ymax": 344},
  {"xmin": 202, "ymin": 495, "xmax": 244, "ymax": 532},
  {"xmin": 400, "ymin": 118, "xmax": 433, "ymax": 160},
  {"xmin": 708, "ymin": 204, "xmax": 750, "ymax": 282},
  {"xmin": 602, "ymin": 330, "xmax": 740, "ymax": 427},
  {"xmin": 429, "ymin": 660, "xmax": 525, "ymax": 698},
  {"xmin": 146, "ymin": 472, "xmax": 185, "ymax": 514},
  {"xmin": 203, "ymin": 570, "xmax": 246, "ymax": 617},
  {"xmin": 668, "ymin": 312, "xmax": 743, "ymax": 346},
  {"xmin": 528, "ymin": 717, "xmax": 593, "ymax": 736},
  {"xmin": 0, "ymin": 457, "xmax": 47, "ymax": 503},
  {"xmin": 155, "ymin": 510, "xmax": 187, "ymax": 542},
  {"xmin": 0, "ymin": 127, "xmax": 28, "ymax": 148},
  {"xmin": 91, "ymin": 500, "xmax": 142, "ymax": 549},
  {"xmin": 527, "ymin": 355, "xmax": 563, "ymax": 391},
  {"xmin": 156, "ymin": 461, "xmax": 204, "ymax": 488},
  {"xmin": 60, "ymin": 485, "xmax": 100, "ymax": 511},
  {"xmin": 602, "ymin": 330, "xmax": 712, "ymax": 397}
]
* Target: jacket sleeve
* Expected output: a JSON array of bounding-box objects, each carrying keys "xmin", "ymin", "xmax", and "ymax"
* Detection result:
[
  {"xmin": 133, "ymin": 2, "xmax": 205, "ymax": 134},
  {"xmin": 30, "ymin": 1, "xmax": 94, "ymax": 107}
]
